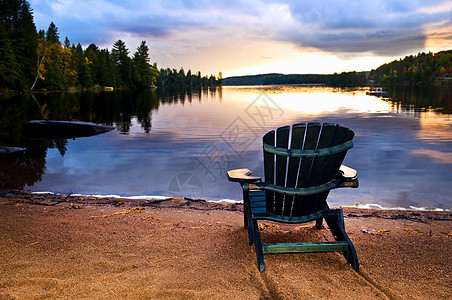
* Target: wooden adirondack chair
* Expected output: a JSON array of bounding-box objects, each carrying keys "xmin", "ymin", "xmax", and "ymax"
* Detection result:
[{"xmin": 227, "ymin": 122, "xmax": 359, "ymax": 272}]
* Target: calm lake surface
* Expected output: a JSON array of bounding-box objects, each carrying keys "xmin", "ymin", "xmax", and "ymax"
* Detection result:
[{"xmin": 1, "ymin": 85, "xmax": 451, "ymax": 209}]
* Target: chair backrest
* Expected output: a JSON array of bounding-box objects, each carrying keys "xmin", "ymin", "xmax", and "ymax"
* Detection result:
[{"xmin": 262, "ymin": 123, "xmax": 354, "ymax": 217}]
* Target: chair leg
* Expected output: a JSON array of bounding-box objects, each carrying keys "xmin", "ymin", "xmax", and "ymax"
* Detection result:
[
  {"xmin": 242, "ymin": 184, "xmax": 250, "ymax": 229},
  {"xmin": 315, "ymin": 217, "xmax": 323, "ymax": 229},
  {"xmin": 243, "ymin": 201, "xmax": 249, "ymax": 229},
  {"xmin": 325, "ymin": 209, "xmax": 359, "ymax": 271},
  {"xmin": 247, "ymin": 212, "xmax": 254, "ymax": 245},
  {"xmin": 252, "ymin": 218, "xmax": 265, "ymax": 272},
  {"xmin": 345, "ymin": 242, "xmax": 359, "ymax": 271}
]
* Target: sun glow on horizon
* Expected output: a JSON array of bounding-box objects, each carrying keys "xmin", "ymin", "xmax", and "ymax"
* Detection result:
[
  {"xmin": 223, "ymin": 86, "xmax": 394, "ymax": 115},
  {"xmin": 226, "ymin": 50, "xmax": 393, "ymax": 77}
]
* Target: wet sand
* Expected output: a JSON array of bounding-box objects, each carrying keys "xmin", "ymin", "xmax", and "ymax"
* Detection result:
[{"xmin": 0, "ymin": 190, "xmax": 451, "ymax": 299}]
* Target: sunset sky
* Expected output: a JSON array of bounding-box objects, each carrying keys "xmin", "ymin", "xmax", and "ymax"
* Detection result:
[{"xmin": 29, "ymin": 0, "xmax": 452, "ymax": 77}]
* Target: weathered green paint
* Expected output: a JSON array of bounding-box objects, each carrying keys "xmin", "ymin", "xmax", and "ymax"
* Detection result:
[
  {"xmin": 227, "ymin": 122, "xmax": 360, "ymax": 272},
  {"xmin": 263, "ymin": 242, "xmax": 349, "ymax": 254},
  {"xmin": 262, "ymin": 140, "xmax": 353, "ymax": 158}
]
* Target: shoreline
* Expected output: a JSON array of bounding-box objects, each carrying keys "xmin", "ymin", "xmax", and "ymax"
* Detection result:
[
  {"xmin": 26, "ymin": 190, "xmax": 452, "ymax": 212},
  {"xmin": 1, "ymin": 189, "xmax": 451, "ymax": 299}
]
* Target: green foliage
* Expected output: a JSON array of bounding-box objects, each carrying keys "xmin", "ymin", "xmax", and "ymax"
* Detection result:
[
  {"xmin": 0, "ymin": 24, "xmax": 22, "ymax": 89},
  {"xmin": 0, "ymin": 0, "xmax": 37, "ymax": 89},
  {"xmin": 45, "ymin": 22, "xmax": 59, "ymax": 44},
  {"xmin": 156, "ymin": 68, "xmax": 221, "ymax": 90},
  {"xmin": 369, "ymin": 50, "xmax": 452, "ymax": 85},
  {"xmin": 63, "ymin": 37, "xmax": 70, "ymax": 48},
  {"xmin": 31, "ymin": 23, "xmax": 78, "ymax": 90},
  {"xmin": 0, "ymin": 1, "xmax": 160, "ymax": 91},
  {"xmin": 71, "ymin": 43, "xmax": 92, "ymax": 88},
  {"xmin": 111, "ymin": 40, "xmax": 131, "ymax": 86},
  {"xmin": 133, "ymin": 41, "xmax": 156, "ymax": 87},
  {"xmin": 98, "ymin": 49, "xmax": 117, "ymax": 87}
]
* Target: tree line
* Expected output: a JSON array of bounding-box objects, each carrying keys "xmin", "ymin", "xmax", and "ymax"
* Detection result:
[
  {"xmin": 0, "ymin": 0, "xmax": 221, "ymax": 92},
  {"xmin": 35, "ymin": 23, "xmax": 160, "ymax": 90},
  {"xmin": 157, "ymin": 68, "xmax": 222, "ymax": 91},
  {"xmin": 223, "ymin": 50, "xmax": 451, "ymax": 86},
  {"xmin": 222, "ymin": 71, "xmax": 367, "ymax": 86},
  {"xmin": 368, "ymin": 50, "xmax": 452, "ymax": 85}
]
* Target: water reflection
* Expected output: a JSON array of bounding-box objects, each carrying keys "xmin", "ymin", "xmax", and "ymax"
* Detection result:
[
  {"xmin": 0, "ymin": 85, "xmax": 450, "ymax": 209},
  {"xmin": 0, "ymin": 147, "xmax": 46, "ymax": 189},
  {"xmin": 385, "ymin": 85, "xmax": 452, "ymax": 115},
  {"xmin": 0, "ymin": 87, "xmax": 222, "ymax": 190},
  {"xmin": 0, "ymin": 87, "xmax": 222, "ymax": 139}
]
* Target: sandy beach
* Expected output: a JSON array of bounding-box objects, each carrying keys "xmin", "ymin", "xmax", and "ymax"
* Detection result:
[{"xmin": 0, "ymin": 190, "xmax": 450, "ymax": 299}]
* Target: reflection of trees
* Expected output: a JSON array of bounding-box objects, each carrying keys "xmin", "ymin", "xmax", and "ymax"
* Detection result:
[
  {"xmin": 0, "ymin": 87, "xmax": 225, "ymax": 188},
  {"xmin": 136, "ymin": 89, "xmax": 159, "ymax": 133},
  {"xmin": 385, "ymin": 86, "xmax": 452, "ymax": 115},
  {"xmin": 0, "ymin": 137, "xmax": 72, "ymax": 189},
  {"xmin": 6, "ymin": 88, "xmax": 163, "ymax": 134},
  {"xmin": 52, "ymin": 140, "xmax": 68, "ymax": 156},
  {"xmin": 109, "ymin": 88, "xmax": 160, "ymax": 134},
  {"xmin": 1, "ymin": 87, "xmax": 223, "ymax": 138},
  {"xmin": 158, "ymin": 86, "xmax": 221, "ymax": 106},
  {"xmin": 0, "ymin": 147, "xmax": 46, "ymax": 189}
]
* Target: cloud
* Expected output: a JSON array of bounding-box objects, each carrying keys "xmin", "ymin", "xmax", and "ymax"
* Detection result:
[
  {"xmin": 265, "ymin": 0, "xmax": 452, "ymax": 56},
  {"xmin": 30, "ymin": 0, "xmax": 259, "ymax": 44},
  {"xmin": 28, "ymin": 0, "xmax": 452, "ymax": 74}
]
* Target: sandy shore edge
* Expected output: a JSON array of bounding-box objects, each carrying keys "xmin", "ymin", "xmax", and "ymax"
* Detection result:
[{"xmin": 1, "ymin": 190, "xmax": 451, "ymax": 299}]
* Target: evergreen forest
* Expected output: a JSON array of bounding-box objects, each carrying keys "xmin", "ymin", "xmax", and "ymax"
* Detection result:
[{"xmin": 0, "ymin": 0, "xmax": 221, "ymax": 93}]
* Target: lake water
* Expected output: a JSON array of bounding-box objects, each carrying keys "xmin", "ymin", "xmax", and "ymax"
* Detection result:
[{"xmin": 1, "ymin": 85, "xmax": 451, "ymax": 210}]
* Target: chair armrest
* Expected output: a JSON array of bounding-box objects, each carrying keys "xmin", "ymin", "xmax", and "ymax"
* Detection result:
[
  {"xmin": 227, "ymin": 168, "xmax": 262, "ymax": 184},
  {"xmin": 339, "ymin": 165, "xmax": 357, "ymax": 181},
  {"xmin": 338, "ymin": 165, "xmax": 359, "ymax": 188}
]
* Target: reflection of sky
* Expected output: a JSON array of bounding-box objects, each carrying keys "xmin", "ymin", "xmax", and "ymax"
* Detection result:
[{"xmin": 31, "ymin": 86, "xmax": 452, "ymax": 209}]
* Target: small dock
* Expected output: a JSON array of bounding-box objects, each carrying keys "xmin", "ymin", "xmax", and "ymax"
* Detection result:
[{"xmin": 366, "ymin": 88, "xmax": 388, "ymax": 97}]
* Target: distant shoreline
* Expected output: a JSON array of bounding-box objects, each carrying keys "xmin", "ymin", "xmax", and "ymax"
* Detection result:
[{"xmin": 222, "ymin": 72, "xmax": 452, "ymax": 86}]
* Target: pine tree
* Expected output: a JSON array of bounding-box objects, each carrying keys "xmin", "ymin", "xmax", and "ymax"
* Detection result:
[
  {"xmin": 40, "ymin": 22, "xmax": 65, "ymax": 89},
  {"xmin": 0, "ymin": 0, "xmax": 37, "ymax": 89},
  {"xmin": 132, "ymin": 41, "xmax": 153, "ymax": 87},
  {"xmin": 72, "ymin": 43, "xmax": 93, "ymax": 88},
  {"xmin": 0, "ymin": 23, "xmax": 22, "ymax": 89},
  {"xmin": 64, "ymin": 37, "xmax": 70, "ymax": 48},
  {"xmin": 111, "ymin": 40, "xmax": 131, "ymax": 86},
  {"xmin": 98, "ymin": 48, "xmax": 116, "ymax": 87},
  {"xmin": 46, "ymin": 21, "xmax": 59, "ymax": 44},
  {"xmin": 85, "ymin": 44, "xmax": 100, "ymax": 84}
]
